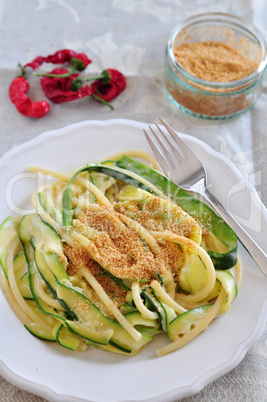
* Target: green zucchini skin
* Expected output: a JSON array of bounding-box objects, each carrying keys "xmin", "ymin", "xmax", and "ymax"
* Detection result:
[
  {"xmin": 34, "ymin": 248, "xmax": 77, "ymax": 320},
  {"xmin": 115, "ymin": 155, "xmax": 238, "ymax": 270},
  {"xmin": 62, "ymin": 164, "xmax": 153, "ymax": 228},
  {"xmin": 142, "ymin": 289, "xmax": 176, "ymax": 336},
  {"xmin": 0, "ymin": 216, "xmax": 19, "ymax": 277},
  {"xmin": 19, "ymin": 214, "xmax": 66, "ymax": 323},
  {"xmin": 216, "ymin": 270, "xmax": 238, "ymax": 313},
  {"xmin": 61, "ymin": 157, "xmax": 238, "ymax": 269},
  {"xmin": 56, "ymin": 279, "xmax": 156, "ymax": 353},
  {"xmin": 0, "ymin": 154, "xmax": 240, "ymax": 355},
  {"xmin": 168, "ymin": 304, "xmax": 214, "ymax": 342},
  {"xmin": 53, "ymin": 323, "xmax": 81, "ymax": 351},
  {"xmin": 18, "ymin": 271, "xmax": 33, "ymax": 300},
  {"xmin": 24, "ymin": 322, "xmax": 56, "ymax": 342},
  {"xmin": 16, "ymin": 213, "xmax": 156, "ymax": 353}
]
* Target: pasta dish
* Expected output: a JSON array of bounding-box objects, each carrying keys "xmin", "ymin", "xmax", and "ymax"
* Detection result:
[{"xmin": 0, "ymin": 151, "xmax": 241, "ymax": 357}]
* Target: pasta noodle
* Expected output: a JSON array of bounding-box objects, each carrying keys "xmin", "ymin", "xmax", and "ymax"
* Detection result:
[{"xmin": 0, "ymin": 151, "xmax": 241, "ymax": 356}]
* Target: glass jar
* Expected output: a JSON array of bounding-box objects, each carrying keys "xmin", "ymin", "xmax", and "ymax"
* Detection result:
[{"xmin": 164, "ymin": 13, "xmax": 267, "ymax": 119}]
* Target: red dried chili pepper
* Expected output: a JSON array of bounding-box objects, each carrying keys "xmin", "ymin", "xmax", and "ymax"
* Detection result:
[
  {"xmin": 9, "ymin": 65, "xmax": 50, "ymax": 118},
  {"xmin": 87, "ymin": 69, "xmax": 126, "ymax": 103},
  {"xmin": 40, "ymin": 68, "xmax": 92, "ymax": 103},
  {"xmin": 25, "ymin": 49, "xmax": 91, "ymax": 78},
  {"xmin": 40, "ymin": 68, "xmax": 114, "ymax": 109},
  {"xmin": 25, "ymin": 49, "xmax": 91, "ymax": 70}
]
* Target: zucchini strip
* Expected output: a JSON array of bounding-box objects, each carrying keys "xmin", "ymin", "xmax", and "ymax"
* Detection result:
[
  {"xmin": 115, "ymin": 155, "xmax": 238, "ymax": 270},
  {"xmin": 150, "ymin": 280, "xmax": 187, "ymax": 315},
  {"xmin": 156, "ymin": 288, "xmax": 226, "ymax": 357},
  {"xmin": 0, "ymin": 246, "xmax": 32, "ymax": 325},
  {"xmin": 103, "ymin": 149, "xmax": 162, "ymax": 170},
  {"xmin": 81, "ymin": 268, "xmax": 142, "ymax": 341},
  {"xmin": 30, "ymin": 158, "xmax": 238, "ymax": 269},
  {"xmin": 6, "ymin": 239, "xmax": 51, "ymax": 327},
  {"xmin": 61, "ymin": 164, "xmax": 166, "ymax": 229},
  {"xmin": 34, "ymin": 274, "xmax": 64, "ymax": 310},
  {"xmin": 152, "ymin": 231, "xmax": 216, "ymax": 302},
  {"xmin": 132, "ymin": 282, "xmax": 158, "ymax": 320},
  {"xmin": 32, "ymin": 192, "xmax": 142, "ymax": 342},
  {"xmin": 0, "ymin": 152, "xmax": 241, "ymax": 357}
]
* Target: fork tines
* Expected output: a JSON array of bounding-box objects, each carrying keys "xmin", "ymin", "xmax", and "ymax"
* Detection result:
[{"xmin": 144, "ymin": 118, "xmax": 187, "ymax": 168}]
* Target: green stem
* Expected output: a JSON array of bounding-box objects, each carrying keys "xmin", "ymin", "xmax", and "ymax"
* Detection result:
[
  {"xmin": 34, "ymin": 65, "xmax": 76, "ymax": 78},
  {"xmin": 91, "ymin": 94, "xmax": 114, "ymax": 110},
  {"xmin": 86, "ymin": 73, "xmax": 106, "ymax": 81},
  {"xmin": 86, "ymin": 69, "xmax": 111, "ymax": 84},
  {"xmin": 18, "ymin": 63, "xmax": 26, "ymax": 78}
]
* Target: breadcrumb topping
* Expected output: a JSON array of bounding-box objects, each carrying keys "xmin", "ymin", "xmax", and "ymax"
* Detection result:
[{"xmin": 62, "ymin": 190, "xmax": 201, "ymax": 306}]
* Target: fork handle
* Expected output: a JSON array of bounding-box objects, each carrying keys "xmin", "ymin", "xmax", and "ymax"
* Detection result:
[{"xmin": 205, "ymin": 189, "xmax": 267, "ymax": 277}]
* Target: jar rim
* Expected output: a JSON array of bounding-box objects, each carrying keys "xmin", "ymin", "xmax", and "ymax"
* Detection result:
[{"xmin": 167, "ymin": 12, "xmax": 267, "ymax": 89}]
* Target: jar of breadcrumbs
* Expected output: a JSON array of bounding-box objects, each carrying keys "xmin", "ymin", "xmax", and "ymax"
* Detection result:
[{"xmin": 165, "ymin": 13, "xmax": 267, "ymax": 119}]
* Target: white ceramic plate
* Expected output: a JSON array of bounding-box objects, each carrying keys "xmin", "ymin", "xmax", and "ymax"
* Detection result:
[{"xmin": 0, "ymin": 119, "xmax": 266, "ymax": 402}]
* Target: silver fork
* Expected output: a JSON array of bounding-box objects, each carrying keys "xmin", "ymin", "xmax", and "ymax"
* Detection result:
[{"xmin": 144, "ymin": 118, "xmax": 267, "ymax": 277}]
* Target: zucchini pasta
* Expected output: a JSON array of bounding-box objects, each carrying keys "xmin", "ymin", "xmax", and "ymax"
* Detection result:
[{"xmin": 0, "ymin": 151, "xmax": 241, "ymax": 356}]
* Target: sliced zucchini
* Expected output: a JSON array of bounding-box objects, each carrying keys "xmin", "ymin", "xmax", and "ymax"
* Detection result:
[
  {"xmin": 24, "ymin": 322, "xmax": 56, "ymax": 342},
  {"xmin": 19, "ymin": 215, "xmax": 66, "ymax": 322},
  {"xmin": 108, "ymin": 320, "xmax": 153, "ymax": 354},
  {"xmin": 18, "ymin": 271, "xmax": 33, "ymax": 299},
  {"xmin": 85, "ymin": 341, "xmax": 141, "ymax": 356},
  {"xmin": 35, "ymin": 247, "xmax": 76, "ymax": 320},
  {"xmin": 125, "ymin": 310, "xmax": 159, "ymax": 329},
  {"xmin": 56, "ymin": 279, "xmax": 114, "ymax": 344},
  {"xmin": 66, "ymin": 320, "xmax": 113, "ymax": 345},
  {"xmin": 205, "ymin": 278, "xmax": 221, "ymax": 301},
  {"xmin": 43, "ymin": 252, "xmax": 69, "ymax": 280},
  {"xmin": 168, "ymin": 304, "xmax": 213, "ymax": 342},
  {"xmin": 142, "ymin": 288, "xmax": 176, "ymax": 334},
  {"xmin": 115, "ymin": 185, "xmax": 201, "ymax": 245},
  {"xmin": 89, "ymin": 171, "xmax": 108, "ymax": 190},
  {"xmin": 52, "ymin": 322, "xmax": 82, "ymax": 351},
  {"xmin": 216, "ymin": 270, "xmax": 237, "ymax": 313},
  {"xmin": 178, "ymin": 253, "xmax": 208, "ymax": 293},
  {"xmin": 13, "ymin": 252, "xmax": 27, "ymax": 274},
  {"xmin": 115, "ymin": 155, "xmax": 238, "ymax": 270},
  {"xmin": 13, "ymin": 252, "xmax": 33, "ymax": 299},
  {"xmin": 18, "ymin": 213, "xmax": 70, "ymax": 313},
  {"xmin": 19, "ymin": 213, "xmax": 64, "ymax": 258},
  {"xmin": 0, "ymin": 216, "xmax": 21, "ymax": 277},
  {"xmin": 38, "ymin": 190, "xmax": 59, "ymax": 222},
  {"xmin": 56, "ymin": 279, "xmax": 153, "ymax": 352}
]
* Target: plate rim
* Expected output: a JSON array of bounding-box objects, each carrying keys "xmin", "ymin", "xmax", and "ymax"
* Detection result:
[
  {"xmin": 0, "ymin": 118, "xmax": 266, "ymax": 402},
  {"xmin": 1, "ymin": 118, "xmax": 265, "ymax": 215}
]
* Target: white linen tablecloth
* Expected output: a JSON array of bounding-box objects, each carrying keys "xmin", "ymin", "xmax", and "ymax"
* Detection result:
[{"xmin": 0, "ymin": 1, "xmax": 266, "ymax": 401}]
